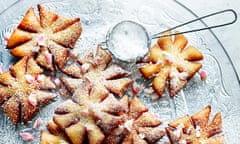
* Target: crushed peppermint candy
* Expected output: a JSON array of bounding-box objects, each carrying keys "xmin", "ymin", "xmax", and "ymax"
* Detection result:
[
  {"xmin": 54, "ymin": 78, "xmax": 61, "ymax": 88},
  {"xmin": 44, "ymin": 51, "xmax": 52, "ymax": 65},
  {"xmin": 156, "ymin": 59, "xmax": 163, "ymax": 65},
  {"xmin": 131, "ymin": 82, "xmax": 144, "ymax": 95},
  {"xmin": 33, "ymin": 117, "xmax": 41, "ymax": 129},
  {"xmin": 173, "ymin": 128, "xmax": 181, "ymax": 138},
  {"xmin": 37, "ymin": 34, "xmax": 46, "ymax": 46},
  {"xmin": 25, "ymin": 74, "xmax": 35, "ymax": 83},
  {"xmin": 28, "ymin": 93, "xmax": 37, "ymax": 106},
  {"xmin": 36, "ymin": 74, "xmax": 45, "ymax": 82},
  {"xmin": 186, "ymin": 126, "xmax": 192, "ymax": 134},
  {"xmin": 48, "ymin": 75, "xmax": 54, "ymax": 81},
  {"xmin": 85, "ymin": 124, "xmax": 94, "ymax": 131},
  {"xmin": 81, "ymin": 109, "xmax": 89, "ymax": 117},
  {"xmin": 173, "ymin": 123, "xmax": 184, "ymax": 138},
  {"xmin": 20, "ymin": 132, "xmax": 35, "ymax": 141},
  {"xmin": 95, "ymin": 58, "xmax": 102, "ymax": 65},
  {"xmin": 199, "ymin": 70, "xmax": 208, "ymax": 81}
]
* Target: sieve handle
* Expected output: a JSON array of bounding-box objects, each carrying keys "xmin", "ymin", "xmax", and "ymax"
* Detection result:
[{"xmin": 151, "ymin": 9, "xmax": 237, "ymax": 39}]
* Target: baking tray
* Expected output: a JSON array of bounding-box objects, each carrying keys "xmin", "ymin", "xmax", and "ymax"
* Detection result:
[{"xmin": 0, "ymin": 0, "xmax": 239, "ymax": 143}]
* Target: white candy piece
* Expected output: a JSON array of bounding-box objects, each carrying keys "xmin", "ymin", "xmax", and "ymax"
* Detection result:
[
  {"xmin": 28, "ymin": 93, "xmax": 37, "ymax": 106},
  {"xmin": 25, "ymin": 74, "xmax": 35, "ymax": 83},
  {"xmin": 33, "ymin": 117, "xmax": 41, "ymax": 129},
  {"xmin": 20, "ymin": 132, "xmax": 35, "ymax": 141},
  {"xmin": 44, "ymin": 51, "xmax": 52, "ymax": 65},
  {"xmin": 195, "ymin": 125, "xmax": 201, "ymax": 137}
]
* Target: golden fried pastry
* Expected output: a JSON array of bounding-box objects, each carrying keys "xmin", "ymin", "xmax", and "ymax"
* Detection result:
[
  {"xmin": 41, "ymin": 80, "xmax": 164, "ymax": 144},
  {"xmin": 139, "ymin": 30, "xmax": 203, "ymax": 98},
  {"xmin": 0, "ymin": 56, "xmax": 56, "ymax": 125},
  {"xmin": 40, "ymin": 80, "xmax": 128, "ymax": 144},
  {"xmin": 101, "ymin": 96, "xmax": 165, "ymax": 144},
  {"xmin": 61, "ymin": 46, "xmax": 132, "ymax": 97},
  {"xmin": 166, "ymin": 105, "xmax": 224, "ymax": 144},
  {"xmin": 7, "ymin": 4, "xmax": 82, "ymax": 71},
  {"xmin": 40, "ymin": 131, "xmax": 68, "ymax": 144}
]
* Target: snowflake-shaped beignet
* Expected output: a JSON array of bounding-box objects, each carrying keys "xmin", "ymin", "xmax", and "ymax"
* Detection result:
[
  {"xmin": 140, "ymin": 30, "xmax": 203, "ymax": 98},
  {"xmin": 7, "ymin": 4, "xmax": 82, "ymax": 71},
  {"xmin": 41, "ymin": 80, "xmax": 129, "ymax": 144},
  {"xmin": 0, "ymin": 56, "xmax": 56, "ymax": 125},
  {"xmin": 166, "ymin": 105, "xmax": 224, "ymax": 144},
  {"xmin": 101, "ymin": 96, "xmax": 165, "ymax": 144},
  {"xmin": 61, "ymin": 46, "xmax": 133, "ymax": 97}
]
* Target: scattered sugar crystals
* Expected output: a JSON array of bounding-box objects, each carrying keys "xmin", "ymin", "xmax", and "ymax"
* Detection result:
[{"xmin": 107, "ymin": 21, "xmax": 150, "ymax": 62}]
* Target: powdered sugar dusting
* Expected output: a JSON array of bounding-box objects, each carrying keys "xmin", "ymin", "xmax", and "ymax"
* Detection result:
[{"xmin": 108, "ymin": 21, "xmax": 149, "ymax": 62}]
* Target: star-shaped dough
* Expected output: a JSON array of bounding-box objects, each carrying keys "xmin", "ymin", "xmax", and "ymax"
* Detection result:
[
  {"xmin": 140, "ymin": 30, "xmax": 203, "ymax": 98},
  {"xmin": 7, "ymin": 4, "xmax": 82, "ymax": 71},
  {"xmin": 0, "ymin": 56, "xmax": 56, "ymax": 125}
]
